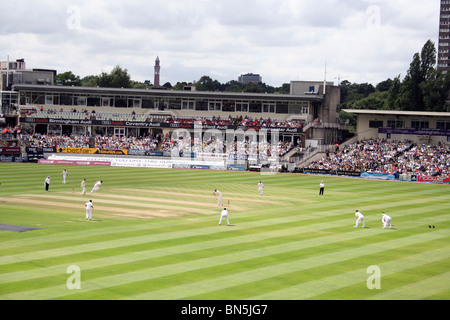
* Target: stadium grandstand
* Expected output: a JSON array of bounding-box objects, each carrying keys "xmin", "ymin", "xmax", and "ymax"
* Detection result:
[{"xmin": 1, "ymin": 82, "xmax": 449, "ymax": 183}]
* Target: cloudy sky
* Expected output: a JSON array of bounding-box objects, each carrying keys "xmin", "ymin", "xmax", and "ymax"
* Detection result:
[{"xmin": 0, "ymin": 0, "xmax": 441, "ymax": 87}]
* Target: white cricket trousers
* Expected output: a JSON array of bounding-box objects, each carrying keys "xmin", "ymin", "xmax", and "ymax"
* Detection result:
[
  {"xmin": 383, "ymin": 218, "xmax": 392, "ymax": 229},
  {"xmin": 219, "ymin": 213, "xmax": 230, "ymax": 225},
  {"xmin": 355, "ymin": 217, "xmax": 365, "ymax": 228},
  {"xmin": 86, "ymin": 209, "xmax": 92, "ymax": 220}
]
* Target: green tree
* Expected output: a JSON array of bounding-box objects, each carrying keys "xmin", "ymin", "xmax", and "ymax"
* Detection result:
[
  {"xmin": 196, "ymin": 76, "xmax": 216, "ymax": 91},
  {"xmin": 386, "ymin": 76, "xmax": 401, "ymax": 110},
  {"xmin": 80, "ymin": 75, "xmax": 97, "ymax": 87},
  {"xmin": 55, "ymin": 71, "xmax": 81, "ymax": 86},
  {"xmin": 398, "ymin": 40, "xmax": 438, "ymax": 111},
  {"xmin": 376, "ymin": 78, "xmax": 393, "ymax": 92},
  {"xmin": 421, "ymin": 69, "xmax": 450, "ymax": 112},
  {"xmin": 109, "ymin": 66, "xmax": 132, "ymax": 88}
]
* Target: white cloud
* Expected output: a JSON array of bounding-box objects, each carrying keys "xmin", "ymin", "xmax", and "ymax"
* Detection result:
[{"xmin": 0, "ymin": 0, "xmax": 441, "ymax": 87}]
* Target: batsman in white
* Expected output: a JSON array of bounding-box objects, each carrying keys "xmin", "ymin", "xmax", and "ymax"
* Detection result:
[
  {"xmin": 354, "ymin": 210, "xmax": 365, "ymax": 228},
  {"xmin": 81, "ymin": 179, "xmax": 87, "ymax": 195},
  {"xmin": 381, "ymin": 212, "xmax": 392, "ymax": 229},
  {"xmin": 213, "ymin": 189, "xmax": 223, "ymax": 206},
  {"xmin": 219, "ymin": 208, "xmax": 230, "ymax": 226}
]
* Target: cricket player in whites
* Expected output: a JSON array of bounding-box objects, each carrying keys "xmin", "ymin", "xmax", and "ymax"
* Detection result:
[
  {"xmin": 213, "ymin": 189, "xmax": 223, "ymax": 206},
  {"xmin": 354, "ymin": 210, "xmax": 365, "ymax": 228},
  {"xmin": 85, "ymin": 200, "xmax": 94, "ymax": 220},
  {"xmin": 81, "ymin": 179, "xmax": 87, "ymax": 195},
  {"xmin": 258, "ymin": 181, "xmax": 264, "ymax": 195},
  {"xmin": 381, "ymin": 212, "xmax": 392, "ymax": 229},
  {"xmin": 91, "ymin": 181, "xmax": 103, "ymax": 194},
  {"xmin": 219, "ymin": 208, "xmax": 231, "ymax": 226},
  {"xmin": 62, "ymin": 169, "xmax": 68, "ymax": 184}
]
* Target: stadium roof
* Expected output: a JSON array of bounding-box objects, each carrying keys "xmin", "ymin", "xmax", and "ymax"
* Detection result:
[
  {"xmin": 342, "ymin": 109, "xmax": 450, "ymax": 118},
  {"xmin": 12, "ymin": 84, "xmax": 324, "ymax": 102}
]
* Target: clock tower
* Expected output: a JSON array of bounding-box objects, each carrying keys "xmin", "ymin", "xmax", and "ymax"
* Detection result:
[{"xmin": 154, "ymin": 56, "xmax": 160, "ymax": 87}]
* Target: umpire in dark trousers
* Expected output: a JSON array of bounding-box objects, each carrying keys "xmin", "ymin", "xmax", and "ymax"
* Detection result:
[{"xmin": 44, "ymin": 176, "xmax": 50, "ymax": 192}]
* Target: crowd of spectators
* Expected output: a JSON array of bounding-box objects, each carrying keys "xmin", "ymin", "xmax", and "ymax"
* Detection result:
[
  {"xmin": 17, "ymin": 133, "xmax": 450, "ymax": 177},
  {"xmin": 163, "ymin": 115, "xmax": 304, "ymax": 129},
  {"xmin": 24, "ymin": 132, "xmax": 294, "ymax": 158},
  {"xmin": 24, "ymin": 108, "xmax": 305, "ymax": 129},
  {"xmin": 25, "ymin": 133, "xmax": 161, "ymax": 151},
  {"xmin": 306, "ymin": 138, "xmax": 450, "ymax": 177}
]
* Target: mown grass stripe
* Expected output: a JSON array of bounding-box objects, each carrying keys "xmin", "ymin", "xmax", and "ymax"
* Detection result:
[
  {"xmin": 1, "ymin": 164, "xmax": 448, "ymax": 300},
  {"xmin": 2, "ymin": 204, "xmax": 448, "ymax": 268},
  {"xmin": 249, "ymin": 247, "xmax": 450, "ymax": 300},
  {"xmin": 2, "ymin": 228, "xmax": 445, "ymax": 300},
  {"xmin": 0, "ymin": 217, "xmax": 418, "ymax": 285},
  {"xmin": 118, "ymin": 230, "xmax": 450, "ymax": 300},
  {"xmin": 1, "ymin": 196, "xmax": 448, "ymax": 268},
  {"xmin": 366, "ymin": 270, "xmax": 450, "ymax": 300}
]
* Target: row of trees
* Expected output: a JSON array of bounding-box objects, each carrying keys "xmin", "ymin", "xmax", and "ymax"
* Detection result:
[
  {"xmin": 339, "ymin": 40, "xmax": 450, "ymax": 113},
  {"xmin": 55, "ymin": 40, "xmax": 450, "ymax": 113},
  {"xmin": 55, "ymin": 67, "xmax": 291, "ymax": 94}
]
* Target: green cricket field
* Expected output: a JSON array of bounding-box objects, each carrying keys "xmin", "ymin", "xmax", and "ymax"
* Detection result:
[{"xmin": 0, "ymin": 163, "xmax": 449, "ymax": 301}]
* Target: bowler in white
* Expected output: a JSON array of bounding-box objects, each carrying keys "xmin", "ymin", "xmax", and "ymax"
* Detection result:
[{"xmin": 91, "ymin": 181, "xmax": 103, "ymax": 194}]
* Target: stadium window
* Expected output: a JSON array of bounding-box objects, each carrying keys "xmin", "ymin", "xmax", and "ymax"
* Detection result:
[
  {"xmin": 302, "ymin": 105, "xmax": 309, "ymax": 115},
  {"xmin": 168, "ymin": 98, "xmax": 181, "ymax": 110},
  {"xmin": 222, "ymin": 101, "xmax": 235, "ymax": 112},
  {"xmin": 196, "ymin": 100, "xmax": 208, "ymax": 111},
  {"xmin": 32, "ymin": 92, "xmax": 45, "ymax": 104},
  {"xmin": 387, "ymin": 119, "xmax": 404, "ymax": 129},
  {"xmin": 101, "ymin": 97, "xmax": 111, "ymax": 107},
  {"xmin": 263, "ymin": 102, "xmax": 276, "ymax": 113},
  {"xmin": 276, "ymin": 102, "xmax": 289, "ymax": 114},
  {"xmin": 74, "ymin": 96, "xmax": 86, "ymax": 106},
  {"xmin": 181, "ymin": 99, "xmax": 195, "ymax": 110},
  {"xmin": 87, "ymin": 96, "xmax": 101, "ymax": 107},
  {"xmin": 114, "ymin": 97, "xmax": 127, "ymax": 108},
  {"xmin": 411, "ymin": 120, "xmax": 429, "ymax": 129},
  {"xmin": 208, "ymin": 100, "xmax": 222, "ymax": 111},
  {"xmin": 45, "ymin": 94, "xmax": 54, "ymax": 105},
  {"xmin": 236, "ymin": 101, "xmax": 249, "ymax": 112},
  {"xmin": 369, "ymin": 120, "xmax": 384, "ymax": 128},
  {"xmin": 128, "ymin": 98, "xmax": 141, "ymax": 108},
  {"xmin": 142, "ymin": 98, "xmax": 154, "ymax": 109},
  {"xmin": 436, "ymin": 121, "xmax": 450, "ymax": 130},
  {"xmin": 60, "ymin": 94, "xmax": 72, "ymax": 105},
  {"xmin": 249, "ymin": 101, "xmax": 262, "ymax": 113}
]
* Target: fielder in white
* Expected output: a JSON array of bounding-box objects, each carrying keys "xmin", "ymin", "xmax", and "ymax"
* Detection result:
[
  {"xmin": 258, "ymin": 181, "xmax": 264, "ymax": 195},
  {"xmin": 62, "ymin": 169, "xmax": 68, "ymax": 184},
  {"xmin": 219, "ymin": 208, "xmax": 230, "ymax": 226},
  {"xmin": 354, "ymin": 210, "xmax": 365, "ymax": 228},
  {"xmin": 381, "ymin": 212, "xmax": 392, "ymax": 229},
  {"xmin": 85, "ymin": 200, "xmax": 94, "ymax": 220},
  {"xmin": 213, "ymin": 189, "xmax": 223, "ymax": 206},
  {"xmin": 81, "ymin": 179, "xmax": 86, "ymax": 195},
  {"xmin": 91, "ymin": 181, "xmax": 103, "ymax": 194}
]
